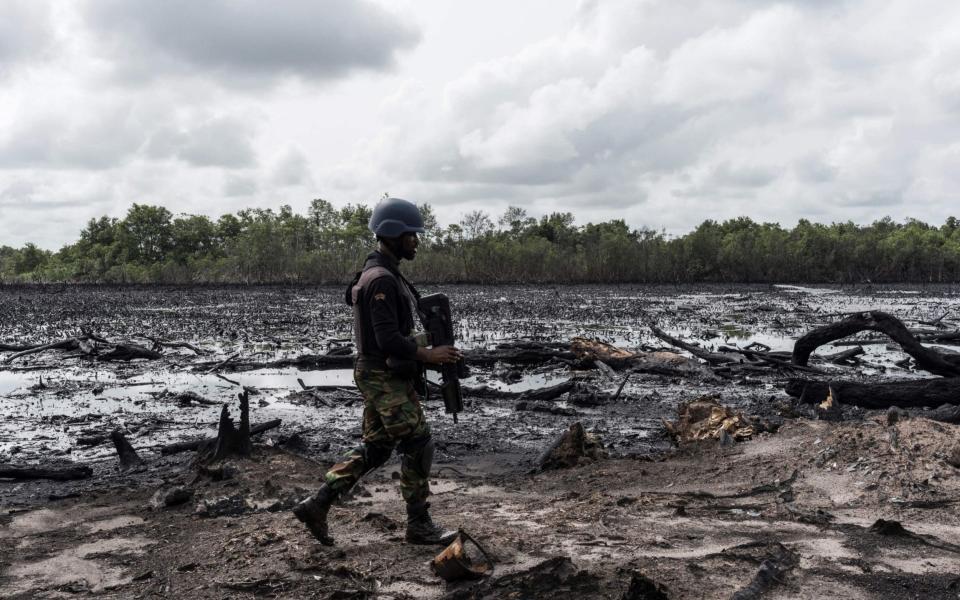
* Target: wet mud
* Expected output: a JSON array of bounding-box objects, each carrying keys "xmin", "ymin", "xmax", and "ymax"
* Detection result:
[{"xmin": 2, "ymin": 284, "xmax": 960, "ymax": 598}]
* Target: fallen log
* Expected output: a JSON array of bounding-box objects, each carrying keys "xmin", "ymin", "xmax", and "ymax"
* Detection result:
[
  {"xmin": 0, "ymin": 464, "xmax": 93, "ymax": 481},
  {"xmin": 0, "ymin": 342, "xmax": 40, "ymax": 352},
  {"xmin": 100, "ymin": 343, "xmax": 162, "ymax": 362},
  {"xmin": 195, "ymin": 353, "xmax": 354, "ymax": 373},
  {"xmin": 786, "ymin": 377, "xmax": 960, "ymax": 409},
  {"xmin": 162, "ymin": 419, "xmax": 281, "ymax": 455},
  {"xmin": 792, "ymin": 311, "xmax": 960, "ymax": 377},
  {"xmin": 464, "ymin": 345, "xmax": 575, "ymax": 367},
  {"xmin": 925, "ymin": 404, "xmax": 960, "ymax": 423},
  {"xmin": 518, "ymin": 379, "xmax": 575, "ymax": 402},
  {"xmin": 515, "ymin": 401, "xmax": 577, "ymax": 416}
]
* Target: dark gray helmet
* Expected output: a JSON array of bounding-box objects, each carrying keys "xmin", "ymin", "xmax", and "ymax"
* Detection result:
[{"xmin": 368, "ymin": 197, "xmax": 426, "ymax": 237}]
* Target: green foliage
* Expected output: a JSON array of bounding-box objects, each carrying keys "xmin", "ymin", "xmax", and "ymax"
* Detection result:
[{"xmin": 4, "ymin": 203, "xmax": 960, "ymax": 284}]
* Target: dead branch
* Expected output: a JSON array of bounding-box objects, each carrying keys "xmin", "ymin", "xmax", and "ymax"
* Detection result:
[
  {"xmin": 792, "ymin": 310, "xmax": 960, "ymax": 377},
  {"xmin": 648, "ymin": 325, "xmax": 738, "ymax": 365},
  {"xmin": 821, "ymin": 346, "xmax": 865, "ymax": 364},
  {"xmin": 204, "ymin": 352, "xmax": 240, "ymax": 374},
  {"xmin": 3, "ymin": 338, "xmax": 80, "ymax": 363},
  {"xmin": 919, "ymin": 311, "xmax": 951, "ymax": 327},
  {"xmin": 137, "ymin": 335, "xmax": 209, "ymax": 355},
  {"xmin": 518, "ymin": 379, "xmax": 575, "ymax": 402}
]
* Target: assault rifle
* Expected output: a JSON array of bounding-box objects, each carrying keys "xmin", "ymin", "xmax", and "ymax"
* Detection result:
[{"xmin": 419, "ymin": 293, "xmax": 467, "ymax": 423}]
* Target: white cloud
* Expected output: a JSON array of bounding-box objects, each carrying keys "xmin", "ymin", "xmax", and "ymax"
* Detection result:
[{"xmin": 339, "ymin": 0, "xmax": 960, "ymax": 232}]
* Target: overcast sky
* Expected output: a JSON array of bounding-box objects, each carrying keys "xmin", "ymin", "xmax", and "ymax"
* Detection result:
[{"xmin": 2, "ymin": 0, "xmax": 960, "ymax": 249}]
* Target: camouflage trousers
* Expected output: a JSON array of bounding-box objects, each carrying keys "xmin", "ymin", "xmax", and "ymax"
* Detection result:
[{"xmin": 324, "ymin": 366, "xmax": 433, "ymax": 502}]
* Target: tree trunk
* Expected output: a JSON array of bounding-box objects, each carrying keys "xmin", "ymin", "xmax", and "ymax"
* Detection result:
[{"xmin": 785, "ymin": 377, "xmax": 960, "ymax": 409}]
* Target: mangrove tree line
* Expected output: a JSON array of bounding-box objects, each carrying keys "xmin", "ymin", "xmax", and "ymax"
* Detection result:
[{"xmin": 2, "ymin": 200, "xmax": 960, "ymax": 284}]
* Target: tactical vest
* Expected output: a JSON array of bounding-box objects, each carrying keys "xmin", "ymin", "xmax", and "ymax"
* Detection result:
[{"xmin": 349, "ymin": 265, "xmax": 419, "ymax": 356}]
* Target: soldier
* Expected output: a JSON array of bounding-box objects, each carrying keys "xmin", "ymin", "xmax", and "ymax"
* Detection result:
[{"xmin": 293, "ymin": 197, "xmax": 462, "ymax": 546}]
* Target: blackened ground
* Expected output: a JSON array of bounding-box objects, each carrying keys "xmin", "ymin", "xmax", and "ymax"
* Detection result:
[{"xmin": 2, "ymin": 284, "xmax": 960, "ymax": 598}]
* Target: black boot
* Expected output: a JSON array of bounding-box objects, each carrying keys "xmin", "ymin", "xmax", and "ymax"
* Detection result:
[
  {"xmin": 405, "ymin": 501, "xmax": 457, "ymax": 545},
  {"xmin": 293, "ymin": 484, "xmax": 338, "ymax": 545}
]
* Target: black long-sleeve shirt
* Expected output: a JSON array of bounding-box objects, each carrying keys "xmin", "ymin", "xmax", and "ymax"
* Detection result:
[{"xmin": 350, "ymin": 251, "xmax": 420, "ymax": 361}]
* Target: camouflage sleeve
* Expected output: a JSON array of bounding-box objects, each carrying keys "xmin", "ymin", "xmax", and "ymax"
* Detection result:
[{"xmin": 366, "ymin": 276, "xmax": 418, "ymax": 360}]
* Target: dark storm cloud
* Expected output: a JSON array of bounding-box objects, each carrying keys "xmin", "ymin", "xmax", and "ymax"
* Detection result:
[{"xmin": 82, "ymin": 0, "xmax": 420, "ymax": 85}]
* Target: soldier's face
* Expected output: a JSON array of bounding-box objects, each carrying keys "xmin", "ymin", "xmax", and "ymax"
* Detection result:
[{"xmin": 399, "ymin": 233, "xmax": 419, "ymax": 260}]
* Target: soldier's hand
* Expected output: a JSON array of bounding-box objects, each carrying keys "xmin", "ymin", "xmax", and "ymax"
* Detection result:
[{"xmin": 420, "ymin": 345, "xmax": 462, "ymax": 365}]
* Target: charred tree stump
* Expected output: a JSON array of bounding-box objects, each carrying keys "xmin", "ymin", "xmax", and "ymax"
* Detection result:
[
  {"xmin": 160, "ymin": 419, "xmax": 280, "ymax": 455},
  {"xmin": 0, "ymin": 463, "xmax": 93, "ymax": 481},
  {"xmin": 203, "ymin": 391, "xmax": 253, "ymax": 462},
  {"xmin": 111, "ymin": 429, "xmax": 145, "ymax": 471},
  {"xmin": 786, "ymin": 377, "xmax": 960, "ymax": 409},
  {"xmin": 792, "ymin": 311, "xmax": 960, "ymax": 377},
  {"xmin": 534, "ymin": 422, "xmax": 605, "ymax": 471}
]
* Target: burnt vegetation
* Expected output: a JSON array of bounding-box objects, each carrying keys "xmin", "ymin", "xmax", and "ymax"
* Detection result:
[{"xmin": 2, "ymin": 201, "xmax": 960, "ymax": 284}]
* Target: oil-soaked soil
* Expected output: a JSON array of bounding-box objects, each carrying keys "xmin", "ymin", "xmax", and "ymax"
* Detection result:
[{"xmin": 2, "ymin": 284, "xmax": 960, "ymax": 599}]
